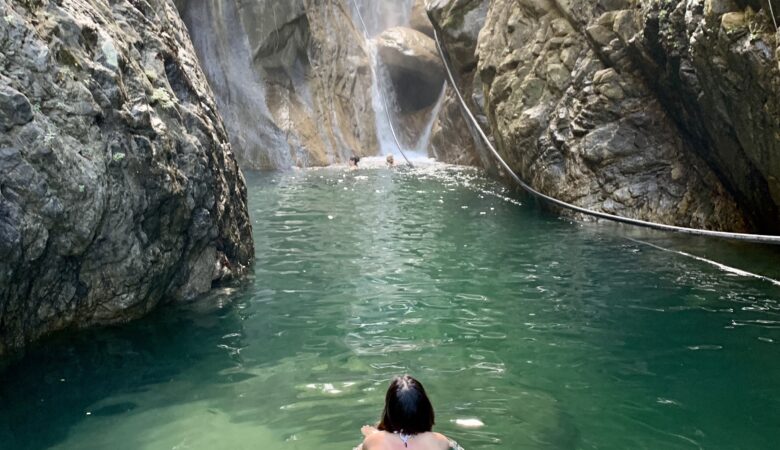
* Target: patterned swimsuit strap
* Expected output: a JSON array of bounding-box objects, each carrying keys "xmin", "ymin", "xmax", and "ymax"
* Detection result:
[{"xmin": 398, "ymin": 432, "xmax": 411, "ymax": 447}]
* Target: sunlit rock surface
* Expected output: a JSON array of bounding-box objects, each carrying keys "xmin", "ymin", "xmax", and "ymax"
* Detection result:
[
  {"xmin": 174, "ymin": 0, "xmax": 291, "ymax": 169},
  {"xmin": 426, "ymin": 0, "xmax": 490, "ymax": 168},
  {"xmin": 176, "ymin": 0, "xmax": 378, "ymax": 168},
  {"xmin": 373, "ymin": 25, "xmax": 447, "ymax": 152},
  {"xmin": 427, "ymin": 0, "xmax": 778, "ymax": 231},
  {"xmin": 626, "ymin": 0, "xmax": 780, "ymax": 231},
  {"xmin": 0, "ymin": 0, "xmax": 253, "ymax": 356},
  {"xmin": 410, "ymin": 0, "xmax": 434, "ymax": 37},
  {"xmin": 377, "ymin": 26, "xmax": 445, "ymax": 113}
]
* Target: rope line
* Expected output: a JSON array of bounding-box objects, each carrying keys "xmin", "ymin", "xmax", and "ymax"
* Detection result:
[
  {"xmin": 627, "ymin": 238, "xmax": 780, "ymax": 286},
  {"xmin": 431, "ymin": 26, "xmax": 780, "ymax": 245},
  {"xmin": 768, "ymin": 0, "xmax": 779, "ymax": 33},
  {"xmin": 349, "ymin": 0, "xmax": 413, "ymax": 167}
]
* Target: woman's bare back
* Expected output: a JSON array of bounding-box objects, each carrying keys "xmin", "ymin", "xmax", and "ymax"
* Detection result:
[{"xmin": 360, "ymin": 428, "xmax": 451, "ymax": 450}]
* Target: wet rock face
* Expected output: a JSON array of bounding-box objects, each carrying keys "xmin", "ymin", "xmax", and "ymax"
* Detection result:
[
  {"xmin": 426, "ymin": 0, "xmax": 491, "ymax": 168},
  {"xmin": 410, "ymin": 0, "xmax": 434, "ymax": 37},
  {"xmin": 176, "ymin": 0, "xmax": 378, "ymax": 168},
  {"xmin": 627, "ymin": 0, "xmax": 780, "ymax": 231},
  {"xmin": 175, "ymin": 0, "xmax": 292, "ymax": 170},
  {"xmin": 0, "ymin": 0, "xmax": 253, "ymax": 356},
  {"xmin": 428, "ymin": 0, "xmax": 765, "ymax": 231},
  {"xmin": 377, "ymin": 27, "xmax": 445, "ymax": 112},
  {"xmin": 428, "ymin": 87, "xmax": 483, "ymax": 166}
]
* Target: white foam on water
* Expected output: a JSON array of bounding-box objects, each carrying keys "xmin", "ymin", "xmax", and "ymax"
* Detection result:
[{"xmin": 453, "ymin": 418, "xmax": 485, "ymax": 428}]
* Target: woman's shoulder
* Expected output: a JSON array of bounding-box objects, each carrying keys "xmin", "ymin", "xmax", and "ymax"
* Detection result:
[
  {"xmin": 431, "ymin": 432, "xmax": 460, "ymax": 449},
  {"xmin": 361, "ymin": 430, "xmax": 393, "ymax": 448},
  {"xmin": 359, "ymin": 431, "xmax": 462, "ymax": 450},
  {"xmin": 430, "ymin": 432, "xmax": 449, "ymax": 442},
  {"xmin": 432, "ymin": 432, "xmax": 464, "ymax": 450}
]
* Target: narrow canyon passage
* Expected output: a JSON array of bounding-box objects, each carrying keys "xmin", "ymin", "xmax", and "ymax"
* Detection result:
[
  {"xmin": 2, "ymin": 163, "xmax": 779, "ymax": 450},
  {"xmin": 3, "ymin": 1, "xmax": 780, "ymax": 449}
]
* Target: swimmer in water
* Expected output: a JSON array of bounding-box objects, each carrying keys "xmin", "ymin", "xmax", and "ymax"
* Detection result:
[
  {"xmin": 386, "ymin": 154, "xmax": 395, "ymax": 168},
  {"xmin": 349, "ymin": 155, "xmax": 360, "ymax": 171},
  {"xmin": 356, "ymin": 375, "xmax": 462, "ymax": 450}
]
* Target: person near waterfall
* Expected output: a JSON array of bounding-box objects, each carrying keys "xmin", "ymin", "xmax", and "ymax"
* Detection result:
[
  {"xmin": 349, "ymin": 155, "xmax": 360, "ymax": 171},
  {"xmin": 386, "ymin": 154, "xmax": 395, "ymax": 168},
  {"xmin": 355, "ymin": 375, "xmax": 462, "ymax": 450}
]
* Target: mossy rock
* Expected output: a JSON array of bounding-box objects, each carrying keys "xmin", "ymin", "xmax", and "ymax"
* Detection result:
[
  {"xmin": 56, "ymin": 48, "xmax": 81, "ymax": 68},
  {"xmin": 721, "ymin": 11, "xmax": 748, "ymax": 32}
]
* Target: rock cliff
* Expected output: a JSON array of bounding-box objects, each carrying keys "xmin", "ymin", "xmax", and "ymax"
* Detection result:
[
  {"xmin": 627, "ymin": 0, "xmax": 780, "ymax": 231},
  {"xmin": 375, "ymin": 24, "xmax": 447, "ymax": 150},
  {"xmin": 0, "ymin": 0, "xmax": 253, "ymax": 356},
  {"xmin": 427, "ymin": 0, "xmax": 491, "ymax": 167},
  {"xmin": 429, "ymin": 0, "xmax": 780, "ymax": 232},
  {"xmin": 377, "ymin": 26, "xmax": 444, "ymax": 113},
  {"xmin": 175, "ymin": 0, "xmax": 379, "ymax": 169}
]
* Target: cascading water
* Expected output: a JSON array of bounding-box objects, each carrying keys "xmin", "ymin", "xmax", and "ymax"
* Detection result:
[
  {"xmin": 367, "ymin": 42, "xmax": 408, "ymax": 157},
  {"xmin": 350, "ymin": 0, "xmax": 443, "ymax": 161},
  {"xmin": 414, "ymin": 85, "xmax": 446, "ymax": 153},
  {"xmin": 178, "ymin": 0, "xmax": 443, "ymax": 168},
  {"xmin": 350, "ymin": 0, "xmax": 414, "ymax": 37},
  {"xmin": 177, "ymin": 0, "xmax": 293, "ymax": 169},
  {"xmin": 177, "ymin": 0, "xmax": 380, "ymax": 169}
]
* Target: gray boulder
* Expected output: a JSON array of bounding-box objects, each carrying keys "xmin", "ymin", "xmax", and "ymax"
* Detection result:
[
  {"xmin": 377, "ymin": 26, "xmax": 445, "ymax": 111},
  {"xmin": 0, "ymin": 0, "xmax": 253, "ymax": 356},
  {"xmin": 425, "ymin": 0, "xmax": 491, "ymax": 167},
  {"xmin": 0, "ymin": 86, "xmax": 33, "ymax": 131},
  {"xmin": 410, "ymin": 0, "xmax": 435, "ymax": 37}
]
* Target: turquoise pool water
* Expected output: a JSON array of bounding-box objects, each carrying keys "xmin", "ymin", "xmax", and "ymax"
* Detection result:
[{"xmin": 2, "ymin": 162, "xmax": 779, "ymax": 449}]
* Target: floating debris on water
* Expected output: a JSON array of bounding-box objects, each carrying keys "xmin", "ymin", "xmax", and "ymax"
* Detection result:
[{"xmin": 453, "ymin": 418, "xmax": 484, "ymax": 428}]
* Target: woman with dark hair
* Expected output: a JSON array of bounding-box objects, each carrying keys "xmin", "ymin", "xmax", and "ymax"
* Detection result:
[
  {"xmin": 356, "ymin": 375, "xmax": 463, "ymax": 449},
  {"xmin": 348, "ymin": 155, "xmax": 360, "ymax": 170}
]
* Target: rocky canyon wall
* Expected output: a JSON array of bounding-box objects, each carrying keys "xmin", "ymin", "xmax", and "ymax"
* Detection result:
[
  {"xmin": 175, "ymin": 0, "xmax": 379, "ymax": 169},
  {"xmin": 627, "ymin": 0, "xmax": 780, "ymax": 232},
  {"xmin": 429, "ymin": 0, "xmax": 780, "ymax": 232},
  {"xmin": 0, "ymin": 0, "xmax": 253, "ymax": 356},
  {"xmin": 426, "ymin": 0, "xmax": 492, "ymax": 167}
]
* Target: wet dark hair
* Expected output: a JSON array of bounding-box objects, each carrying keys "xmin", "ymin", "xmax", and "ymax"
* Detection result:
[
  {"xmin": 377, "ymin": 375, "xmax": 435, "ymax": 435},
  {"xmin": 349, "ymin": 155, "xmax": 360, "ymax": 164}
]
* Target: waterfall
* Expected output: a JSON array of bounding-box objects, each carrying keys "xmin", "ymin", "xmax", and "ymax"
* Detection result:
[
  {"xmin": 351, "ymin": 0, "xmax": 415, "ymax": 160},
  {"xmin": 350, "ymin": 0, "xmax": 442, "ymax": 161},
  {"xmin": 414, "ymin": 85, "xmax": 446, "ymax": 153},
  {"xmin": 350, "ymin": 0, "xmax": 414, "ymax": 37},
  {"xmin": 179, "ymin": 0, "xmax": 441, "ymax": 168},
  {"xmin": 178, "ymin": 0, "xmax": 293, "ymax": 169},
  {"xmin": 367, "ymin": 42, "xmax": 401, "ymax": 156}
]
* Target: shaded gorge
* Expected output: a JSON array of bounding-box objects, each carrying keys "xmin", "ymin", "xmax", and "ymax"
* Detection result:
[{"xmin": 1, "ymin": 163, "xmax": 779, "ymax": 449}]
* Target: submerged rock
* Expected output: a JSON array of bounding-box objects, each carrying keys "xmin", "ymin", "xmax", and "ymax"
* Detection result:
[{"xmin": 0, "ymin": 0, "xmax": 253, "ymax": 356}]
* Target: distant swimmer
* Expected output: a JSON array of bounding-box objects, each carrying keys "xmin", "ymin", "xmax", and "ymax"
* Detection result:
[
  {"xmin": 355, "ymin": 375, "xmax": 463, "ymax": 450},
  {"xmin": 348, "ymin": 155, "xmax": 360, "ymax": 171},
  {"xmin": 386, "ymin": 154, "xmax": 395, "ymax": 168}
]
